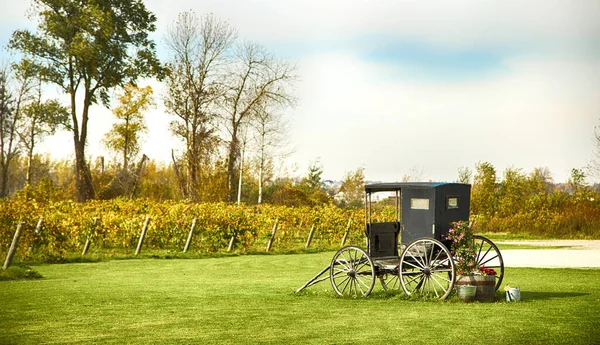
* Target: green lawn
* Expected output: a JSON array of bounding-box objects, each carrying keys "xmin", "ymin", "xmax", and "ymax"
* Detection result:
[{"xmin": 1, "ymin": 253, "xmax": 598, "ymax": 344}]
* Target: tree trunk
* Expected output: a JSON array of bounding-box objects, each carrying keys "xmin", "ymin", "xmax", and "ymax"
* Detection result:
[
  {"xmin": 172, "ymin": 149, "xmax": 188, "ymax": 198},
  {"xmin": 74, "ymin": 140, "xmax": 95, "ymax": 202},
  {"xmin": 129, "ymin": 154, "xmax": 148, "ymax": 198},
  {"xmin": 26, "ymin": 144, "xmax": 34, "ymax": 186},
  {"xmin": 227, "ymin": 135, "xmax": 239, "ymax": 202},
  {"xmin": 73, "ymin": 98, "xmax": 95, "ymax": 202},
  {"xmin": 236, "ymin": 139, "xmax": 245, "ymax": 205},
  {"xmin": 258, "ymin": 141, "xmax": 264, "ymax": 204}
]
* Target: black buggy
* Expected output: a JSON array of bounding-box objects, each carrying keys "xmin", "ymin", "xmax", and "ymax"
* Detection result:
[{"xmin": 297, "ymin": 182, "xmax": 504, "ymax": 299}]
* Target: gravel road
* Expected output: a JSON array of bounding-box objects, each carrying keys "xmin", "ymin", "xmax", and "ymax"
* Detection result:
[{"xmin": 497, "ymin": 240, "xmax": 600, "ymax": 268}]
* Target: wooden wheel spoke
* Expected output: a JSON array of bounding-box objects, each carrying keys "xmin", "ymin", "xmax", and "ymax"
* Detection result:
[
  {"xmin": 477, "ymin": 246, "xmax": 494, "ymax": 265},
  {"xmin": 479, "ymin": 254, "xmax": 498, "ymax": 267},
  {"xmin": 430, "ymin": 275, "xmax": 448, "ymax": 294},
  {"xmin": 431, "ymin": 273, "xmax": 452, "ymax": 283}
]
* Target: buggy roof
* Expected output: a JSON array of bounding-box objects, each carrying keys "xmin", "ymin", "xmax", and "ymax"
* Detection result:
[{"xmin": 364, "ymin": 182, "xmax": 469, "ymax": 193}]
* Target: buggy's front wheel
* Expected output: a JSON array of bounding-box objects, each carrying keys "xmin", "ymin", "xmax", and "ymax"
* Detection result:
[
  {"xmin": 399, "ymin": 238, "xmax": 455, "ymax": 299},
  {"xmin": 473, "ymin": 235, "xmax": 504, "ymax": 291},
  {"xmin": 330, "ymin": 246, "xmax": 375, "ymax": 297}
]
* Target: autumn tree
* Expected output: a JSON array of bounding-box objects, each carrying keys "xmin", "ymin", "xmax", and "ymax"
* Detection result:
[
  {"xmin": 103, "ymin": 83, "xmax": 153, "ymax": 171},
  {"xmin": 471, "ymin": 161, "xmax": 498, "ymax": 217},
  {"xmin": 164, "ymin": 12, "xmax": 235, "ymax": 201},
  {"xmin": 222, "ymin": 42, "xmax": 297, "ymax": 201},
  {"xmin": 10, "ymin": 0, "xmax": 164, "ymax": 201},
  {"xmin": 339, "ymin": 167, "xmax": 365, "ymax": 207}
]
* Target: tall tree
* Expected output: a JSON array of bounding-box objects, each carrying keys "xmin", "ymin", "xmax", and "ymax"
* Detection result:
[
  {"xmin": 222, "ymin": 42, "xmax": 297, "ymax": 201},
  {"xmin": 19, "ymin": 78, "xmax": 69, "ymax": 186},
  {"xmin": 103, "ymin": 83, "xmax": 153, "ymax": 172},
  {"xmin": 10, "ymin": 0, "xmax": 164, "ymax": 201},
  {"xmin": 164, "ymin": 11, "xmax": 236, "ymax": 201}
]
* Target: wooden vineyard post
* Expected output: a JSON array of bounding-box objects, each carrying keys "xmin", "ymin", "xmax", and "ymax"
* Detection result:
[
  {"xmin": 82, "ymin": 217, "xmax": 99, "ymax": 256},
  {"xmin": 183, "ymin": 218, "xmax": 198, "ymax": 253},
  {"xmin": 29, "ymin": 217, "xmax": 44, "ymax": 253},
  {"xmin": 3, "ymin": 222, "xmax": 24, "ymax": 270},
  {"xmin": 266, "ymin": 218, "xmax": 279, "ymax": 252},
  {"xmin": 227, "ymin": 232, "xmax": 237, "ymax": 252},
  {"xmin": 340, "ymin": 216, "xmax": 353, "ymax": 247},
  {"xmin": 135, "ymin": 216, "xmax": 151, "ymax": 255},
  {"xmin": 305, "ymin": 224, "xmax": 316, "ymax": 249}
]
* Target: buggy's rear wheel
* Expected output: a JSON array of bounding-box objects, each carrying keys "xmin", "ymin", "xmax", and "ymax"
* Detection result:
[
  {"xmin": 330, "ymin": 246, "xmax": 375, "ymax": 297},
  {"xmin": 399, "ymin": 238, "xmax": 455, "ymax": 299},
  {"xmin": 473, "ymin": 235, "xmax": 504, "ymax": 290},
  {"xmin": 378, "ymin": 260, "xmax": 400, "ymax": 291}
]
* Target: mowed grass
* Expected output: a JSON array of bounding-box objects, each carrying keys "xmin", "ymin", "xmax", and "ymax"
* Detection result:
[{"xmin": 1, "ymin": 253, "xmax": 598, "ymax": 345}]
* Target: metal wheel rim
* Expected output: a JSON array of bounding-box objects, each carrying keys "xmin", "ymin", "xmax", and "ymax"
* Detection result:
[
  {"xmin": 330, "ymin": 246, "xmax": 375, "ymax": 297},
  {"xmin": 399, "ymin": 238, "xmax": 455, "ymax": 300},
  {"xmin": 473, "ymin": 235, "xmax": 504, "ymax": 291}
]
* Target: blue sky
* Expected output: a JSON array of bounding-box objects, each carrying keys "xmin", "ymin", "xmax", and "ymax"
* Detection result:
[{"xmin": 1, "ymin": 0, "xmax": 599, "ymax": 183}]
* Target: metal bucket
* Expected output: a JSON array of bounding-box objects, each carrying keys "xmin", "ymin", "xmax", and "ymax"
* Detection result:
[
  {"xmin": 457, "ymin": 285, "xmax": 477, "ymax": 302},
  {"xmin": 506, "ymin": 287, "xmax": 521, "ymax": 302}
]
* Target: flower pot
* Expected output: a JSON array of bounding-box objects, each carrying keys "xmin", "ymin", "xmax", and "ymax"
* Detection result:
[
  {"xmin": 457, "ymin": 285, "xmax": 477, "ymax": 302},
  {"xmin": 456, "ymin": 275, "xmax": 496, "ymax": 302}
]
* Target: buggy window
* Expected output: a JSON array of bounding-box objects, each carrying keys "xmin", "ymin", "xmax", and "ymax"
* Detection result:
[
  {"xmin": 410, "ymin": 198, "xmax": 429, "ymax": 210},
  {"xmin": 447, "ymin": 196, "xmax": 459, "ymax": 210}
]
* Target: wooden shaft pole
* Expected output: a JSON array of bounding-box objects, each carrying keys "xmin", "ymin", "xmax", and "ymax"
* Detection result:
[
  {"xmin": 305, "ymin": 224, "xmax": 316, "ymax": 249},
  {"xmin": 82, "ymin": 217, "xmax": 99, "ymax": 256},
  {"xmin": 266, "ymin": 218, "xmax": 279, "ymax": 252},
  {"xmin": 227, "ymin": 233, "xmax": 237, "ymax": 252},
  {"xmin": 135, "ymin": 216, "xmax": 151, "ymax": 255},
  {"xmin": 183, "ymin": 218, "xmax": 198, "ymax": 253},
  {"xmin": 340, "ymin": 217, "xmax": 353, "ymax": 247},
  {"xmin": 29, "ymin": 217, "xmax": 44, "ymax": 253},
  {"xmin": 3, "ymin": 222, "xmax": 24, "ymax": 270}
]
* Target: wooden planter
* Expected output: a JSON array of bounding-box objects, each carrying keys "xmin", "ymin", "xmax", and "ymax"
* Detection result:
[{"xmin": 455, "ymin": 275, "xmax": 496, "ymax": 302}]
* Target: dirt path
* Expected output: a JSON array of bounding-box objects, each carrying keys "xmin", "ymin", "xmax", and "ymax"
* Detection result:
[
  {"xmin": 497, "ymin": 240, "xmax": 600, "ymax": 250},
  {"xmin": 497, "ymin": 240, "xmax": 600, "ymax": 268}
]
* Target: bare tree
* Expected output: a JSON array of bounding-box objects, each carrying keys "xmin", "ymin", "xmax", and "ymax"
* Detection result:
[
  {"xmin": 588, "ymin": 125, "xmax": 600, "ymax": 180},
  {"xmin": 401, "ymin": 166, "xmax": 425, "ymax": 182},
  {"xmin": 0, "ymin": 62, "xmax": 36, "ymax": 196},
  {"xmin": 164, "ymin": 11, "xmax": 236, "ymax": 201},
  {"xmin": 19, "ymin": 78, "xmax": 69, "ymax": 186},
  {"xmin": 457, "ymin": 166, "xmax": 473, "ymax": 184},
  {"xmin": 251, "ymin": 102, "xmax": 290, "ymax": 204},
  {"xmin": 221, "ymin": 42, "xmax": 297, "ymax": 201}
]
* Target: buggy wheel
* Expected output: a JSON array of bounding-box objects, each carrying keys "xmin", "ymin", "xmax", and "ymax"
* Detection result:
[
  {"xmin": 399, "ymin": 238, "xmax": 455, "ymax": 300},
  {"xmin": 473, "ymin": 235, "xmax": 504, "ymax": 291},
  {"xmin": 330, "ymin": 246, "xmax": 375, "ymax": 297},
  {"xmin": 378, "ymin": 260, "xmax": 401, "ymax": 291}
]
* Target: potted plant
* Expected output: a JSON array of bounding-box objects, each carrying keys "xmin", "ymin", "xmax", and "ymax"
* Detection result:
[{"xmin": 446, "ymin": 221, "xmax": 496, "ymax": 302}]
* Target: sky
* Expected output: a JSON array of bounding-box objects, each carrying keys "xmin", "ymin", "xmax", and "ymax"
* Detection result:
[{"xmin": 1, "ymin": 0, "xmax": 599, "ymax": 183}]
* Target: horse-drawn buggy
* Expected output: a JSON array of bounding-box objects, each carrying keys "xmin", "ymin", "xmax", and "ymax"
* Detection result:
[{"xmin": 297, "ymin": 182, "xmax": 504, "ymax": 299}]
